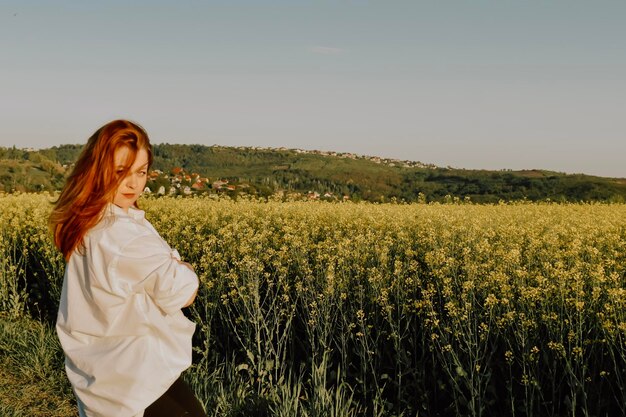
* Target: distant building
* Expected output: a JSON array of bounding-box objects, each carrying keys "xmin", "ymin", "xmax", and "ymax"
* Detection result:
[{"xmin": 212, "ymin": 179, "xmax": 229, "ymax": 190}]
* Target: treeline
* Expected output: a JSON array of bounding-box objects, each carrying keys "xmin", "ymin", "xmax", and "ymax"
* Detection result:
[
  {"xmin": 1, "ymin": 144, "xmax": 625, "ymax": 203},
  {"xmin": 0, "ymin": 146, "xmax": 68, "ymax": 192}
]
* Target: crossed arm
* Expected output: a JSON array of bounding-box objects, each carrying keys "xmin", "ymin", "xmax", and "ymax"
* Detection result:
[{"xmin": 176, "ymin": 259, "xmax": 197, "ymax": 307}]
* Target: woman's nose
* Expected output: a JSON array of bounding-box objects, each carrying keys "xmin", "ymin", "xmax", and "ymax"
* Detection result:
[{"xmin": 126, "ymin": 174, "xmax": 137, "ymax": 189}]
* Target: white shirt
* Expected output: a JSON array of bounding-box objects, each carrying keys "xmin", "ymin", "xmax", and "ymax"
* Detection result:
[{"xmin": 56, "ymin": 204, "xmax": 199, "ymax": 417}]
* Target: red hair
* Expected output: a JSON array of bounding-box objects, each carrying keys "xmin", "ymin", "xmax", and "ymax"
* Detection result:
[{"xmin": 49, "ymin": 120, "xmax": 153, "ymax": 260}]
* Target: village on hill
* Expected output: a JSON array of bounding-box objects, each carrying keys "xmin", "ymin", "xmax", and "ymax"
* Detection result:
[
  {"xmin": 143, "ymin": 145, "xmax": 438, "ymax": 200},
  {"xmin": 144, "ymin": 166, "xmax": 350, "ymax": 201},
  {"xmin": 228, "ymin": 145, "xmax": 439, "ymax": 169}
]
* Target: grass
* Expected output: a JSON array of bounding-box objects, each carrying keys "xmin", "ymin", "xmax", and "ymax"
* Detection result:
[{"xmin": 0, "ymin": 314, "xmax": 75, "ymax": 417}]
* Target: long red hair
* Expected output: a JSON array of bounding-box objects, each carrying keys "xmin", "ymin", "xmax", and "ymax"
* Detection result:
[{"xmin": 49, "ymin": 120, "xmax": 153, "ymax": 260}]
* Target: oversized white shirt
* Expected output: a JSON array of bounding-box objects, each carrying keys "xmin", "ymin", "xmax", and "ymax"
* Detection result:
[{"xmin": 56, "ymin": 204, "xmax": 199, "ymax": 417}]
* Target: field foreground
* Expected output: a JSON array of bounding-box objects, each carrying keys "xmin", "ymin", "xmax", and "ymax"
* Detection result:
[{"xmin": 1, "ymin": 194, "xmax": 625, "ymax": 417}]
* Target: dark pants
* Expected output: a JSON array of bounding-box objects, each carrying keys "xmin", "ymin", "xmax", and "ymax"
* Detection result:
[{"xmin": 144, "ymin": 377, "xmax": 207, "ymax": 417}]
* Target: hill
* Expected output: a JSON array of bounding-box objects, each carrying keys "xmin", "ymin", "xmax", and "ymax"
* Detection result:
[{"xmin": 1, "ymin": 144, "xmax": 625, "ymax": 203}]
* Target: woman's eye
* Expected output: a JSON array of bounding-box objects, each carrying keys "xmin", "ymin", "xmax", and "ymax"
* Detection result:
[{"xmin": 138, "ymin": 171, "xmax": 147, "ymax": 176}]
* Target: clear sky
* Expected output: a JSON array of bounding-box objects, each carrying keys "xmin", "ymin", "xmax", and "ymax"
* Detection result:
[{"xmin": 1, "ymin": 1, "xmax": 625, "ymax": 178}]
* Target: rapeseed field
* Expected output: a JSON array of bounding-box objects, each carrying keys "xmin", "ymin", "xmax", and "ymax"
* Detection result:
[{"xmin": 1, "ymin": 193, "xmax": 625, "ymax": 417}]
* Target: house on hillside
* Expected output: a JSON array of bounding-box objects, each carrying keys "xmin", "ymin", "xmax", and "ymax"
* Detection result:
[{"xmin": 212, "ymin": 179, "xmax": 229, "ymax": 190}]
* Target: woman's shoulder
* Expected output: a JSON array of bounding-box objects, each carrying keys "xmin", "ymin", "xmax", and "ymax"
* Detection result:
[
  {"xmin": 85, "ymin": 222, "xmax": 171, "ymax": 267},
  {"xmin": 86, "ymin": 205, "xmax": 157, "ymax": 252}
]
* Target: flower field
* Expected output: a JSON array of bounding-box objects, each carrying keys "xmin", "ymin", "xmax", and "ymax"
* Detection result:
[{"xmin": 1, "ymin": 193, "xmax": 625, "ymax": 416}]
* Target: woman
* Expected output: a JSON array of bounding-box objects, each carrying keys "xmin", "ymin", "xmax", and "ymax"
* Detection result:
[{"xmin": 50, "ymin": 120, "xmax": 207, "ymax": 417}]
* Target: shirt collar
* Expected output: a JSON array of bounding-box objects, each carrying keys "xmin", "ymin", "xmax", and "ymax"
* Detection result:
[{"xmin": 106, "ymin": 203, "xmax": 146, "ymax": 221}]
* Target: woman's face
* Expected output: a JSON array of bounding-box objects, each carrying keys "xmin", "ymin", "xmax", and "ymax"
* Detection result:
[{"xmin": 113, "ymin": 147, "xmax": 149, "ymax": 212}]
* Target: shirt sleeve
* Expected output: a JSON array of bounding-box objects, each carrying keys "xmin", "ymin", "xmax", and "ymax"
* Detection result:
[{"xmin": 112, "ymin": 232, "xmax": 199, "ymax": 316}]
